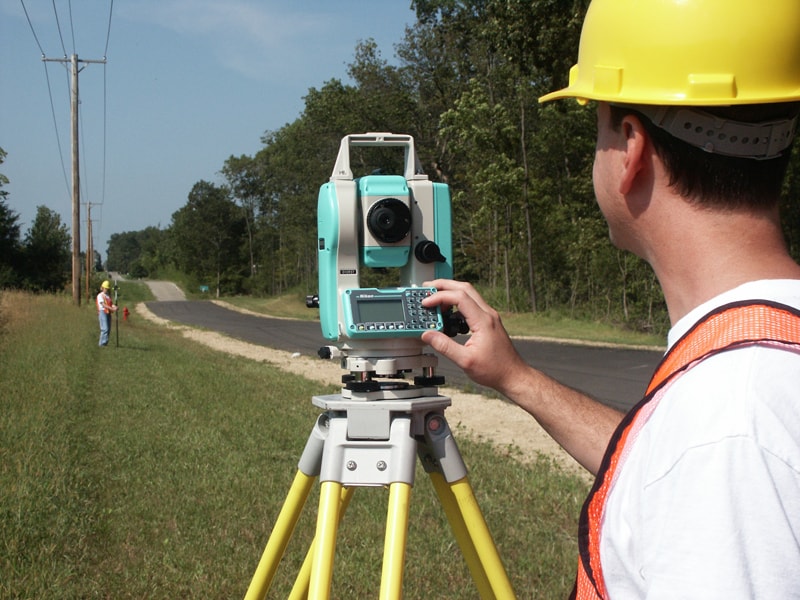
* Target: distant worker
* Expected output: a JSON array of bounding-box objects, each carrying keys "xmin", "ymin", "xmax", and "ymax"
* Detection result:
[{"xmin": 96, "ymin": 280, "xmax": 118, "ymax": 347}]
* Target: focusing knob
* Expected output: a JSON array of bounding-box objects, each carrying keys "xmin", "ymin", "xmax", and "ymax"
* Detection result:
[
  {"xmin": 415, "ymin": 240, "xmax": 447, "ymax": 264},
  {"xmin": 443, "ymin": 309, "xmax": 469, "ymax": 337}
]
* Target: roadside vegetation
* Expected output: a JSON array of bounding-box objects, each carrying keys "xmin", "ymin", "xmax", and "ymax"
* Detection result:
[{"xmin": 1, "ymin": 286, "xmax": 589, "ymax": 598}]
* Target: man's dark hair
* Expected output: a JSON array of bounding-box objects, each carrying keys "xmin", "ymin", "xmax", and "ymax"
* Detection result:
[{"xmin": 609, "ymin": 102, "xmax": 799, "ymax": 210}]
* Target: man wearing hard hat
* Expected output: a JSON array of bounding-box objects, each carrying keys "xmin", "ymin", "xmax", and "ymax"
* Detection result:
[
  {"xmin": 422, "ymin": 0, "xmax": 800, "ymax": 596},
  {"xmin": 96, "ymin": 280, "xmax": 118, "ymax": 347}
]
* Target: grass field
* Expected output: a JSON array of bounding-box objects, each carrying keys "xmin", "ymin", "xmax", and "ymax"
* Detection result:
[{"xmin": 1, "ymin": 287, "xmax": 589, "ymax": 598}]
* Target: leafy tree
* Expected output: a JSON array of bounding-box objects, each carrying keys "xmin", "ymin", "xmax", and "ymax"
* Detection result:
[
  {"xmin": 253, "ymin": 121, "xmax": 326, "ymax": 294},
  {"xmin": 168, "ymin": 181, "xmax": 246, "ymax": 297},
  {"xmin": 21, "ymin": 206, "xmax": 71, "ymax": 292},
  {"xmin": 0, "ymin": 148, "xmax": 9, "ymax": 202},
  {"xmin": 345, "ymin": 40, "xmax": 420, "ymax": 136},
  {"xmin": 222, "ymin": 154, "xmax": 261, "ymax": 282},
  {"xmin": 106, "ymin": 227, "xmax": 168, "ymax": 277},
  {"xmin": 0, "ymin": 148, "xmax": 22, "ymax": 288},
  {"xmin": 93, "ymin": 249, "xmax": 103, "ymax": 273},
  {"xmin": 405, "ymin": 0, "xmax": 592, "ymax": 313},
  {"xmin": 106, "ymin": 231, "xmax": 142, "ymax": 274},
  {"xmin": 136, "ymin": 227, "xmax": 170, "ymax": 276}
]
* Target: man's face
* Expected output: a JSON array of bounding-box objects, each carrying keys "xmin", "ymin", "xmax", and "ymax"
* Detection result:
[{"xmin": 592, "ymin": 104, "xmax": 623, "ymax": 245}]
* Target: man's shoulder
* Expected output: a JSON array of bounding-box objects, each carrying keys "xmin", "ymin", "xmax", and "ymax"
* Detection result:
[{"xmin": 644, "ymin": 344, "xmax": 800, "ymax": 476}]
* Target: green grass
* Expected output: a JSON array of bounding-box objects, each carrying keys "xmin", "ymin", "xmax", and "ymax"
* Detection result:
[
  {"xmin": 499, "ymin": 311, "xmax": 664, "ymax": 348},
  {"xmin": 113, "ymin": 277, "xmax": 156, "ymax": 304},
  {"xmin": 1, "ymin": 289, "xmax": 588, "ymax": 598},
  {"xmin": 223, "ymin": 291, "xmax": 316, "ymax": 321}
]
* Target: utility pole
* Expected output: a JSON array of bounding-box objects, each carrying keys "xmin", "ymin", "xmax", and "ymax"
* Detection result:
[{"xmin": 43, "ymin": 53, "xmax": 106, "ymax": 306}]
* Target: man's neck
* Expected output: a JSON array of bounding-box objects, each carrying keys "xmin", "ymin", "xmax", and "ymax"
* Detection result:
[{"xmin": 646, "ymin": 206, "xmax": 800, "ymax": 325}]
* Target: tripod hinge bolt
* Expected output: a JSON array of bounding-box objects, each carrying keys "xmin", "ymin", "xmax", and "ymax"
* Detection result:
[
  {"xmin": 376, "ymin": 461, "xmax": 387, "ymax": 471},
  {"xmin": 346, "ymin": 460, "xmax": 357, "ymax": 471}
]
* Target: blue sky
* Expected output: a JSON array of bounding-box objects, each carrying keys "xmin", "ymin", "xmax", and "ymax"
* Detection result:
[{"xmin": 1, "ymin": 0, "xmax": 416, "ymax": 257}]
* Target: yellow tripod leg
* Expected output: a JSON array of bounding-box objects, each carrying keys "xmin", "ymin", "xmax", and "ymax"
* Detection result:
[
  {"xmin": 308, "ymin": 480, "xmax": 344, "ymax": 599},
  {"xmin": 450, "ymin": 477, "xmax": 516, "ymax": 599},
  {"xmin": 429, "ymin": 471, "xmax": 494, "ymax": 598},
  {"xmin": 379, "ymin": 482, "xmax": 412, "ymax": 600},
  {"xmin": 244, "ymin": 470, "xmax": 316, "ymax": 600},
  {"xmin": 288, "ymin": 486, "xmax": 355, "ymax": 600}
]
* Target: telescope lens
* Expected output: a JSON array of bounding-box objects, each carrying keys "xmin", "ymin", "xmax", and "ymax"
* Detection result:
[{"xmin": 367, "ymin": 198, "xmax": 411, "ymax": 243}]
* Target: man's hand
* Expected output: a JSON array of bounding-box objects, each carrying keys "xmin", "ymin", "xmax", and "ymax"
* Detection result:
[
  {"xmin": 421, "ymin": 279, "xmax": 526, "ymax": 396},
  {"xmin": 422, "ymin": 278, "xmax": 624, "ymax": 474}
]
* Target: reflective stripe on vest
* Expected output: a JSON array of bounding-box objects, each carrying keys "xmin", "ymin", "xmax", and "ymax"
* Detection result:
[{"xmin": 571, "ymin": 300, "xmax": 800, "ymax": 599}]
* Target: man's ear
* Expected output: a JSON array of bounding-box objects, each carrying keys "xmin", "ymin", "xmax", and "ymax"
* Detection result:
[{"xmin": 618, "ymin": 115, "xmax": 648, "ymax": 196}]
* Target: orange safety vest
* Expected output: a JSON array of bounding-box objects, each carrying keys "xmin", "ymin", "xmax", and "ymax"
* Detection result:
[
  {"xmin": 97, "ymin": 291, "xmax": 113, "ymax": 315},
  {"xmin": 572, "ymin": 301, "xmax": 800, "ymax": 600}
]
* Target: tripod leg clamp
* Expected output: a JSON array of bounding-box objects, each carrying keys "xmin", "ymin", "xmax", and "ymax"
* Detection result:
[{"xmin": 418, "ymin": 413, "xmax": 468, "ymax": 482}]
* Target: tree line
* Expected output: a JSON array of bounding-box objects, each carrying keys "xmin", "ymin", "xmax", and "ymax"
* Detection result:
[
  {"xmin": 0, "ymin": 148, "xmax": 91, "ymax": 293},
  {"xmin": 103, "ymin": 0, "xmax": 798, "ymax": 335}
]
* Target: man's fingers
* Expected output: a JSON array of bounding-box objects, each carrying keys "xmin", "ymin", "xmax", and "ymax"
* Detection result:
[
  {"xmin": 424, "ymin": 279, "xmax": 496, "ymax": 314},
  {"xmin": 421, "ymin": 330, "xmax": 468, "ymax": 366},
  {"xmin": 423, "ymin": 288, "xmax": 492, "ymax": 334}
]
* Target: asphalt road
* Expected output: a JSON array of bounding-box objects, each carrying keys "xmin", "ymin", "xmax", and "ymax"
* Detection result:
[{"xmin": 146, "ymin": 300, "xmax": 664, "ymax": 412}]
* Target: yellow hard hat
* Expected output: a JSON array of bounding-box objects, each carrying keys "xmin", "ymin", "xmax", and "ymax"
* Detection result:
[
  {"xmin": 101, "ymin": 280, "xmax": 111, "ymax": 289},
  {"xmin": 540, "ymin": 0, "xmax": 800, "ymax": 106}
]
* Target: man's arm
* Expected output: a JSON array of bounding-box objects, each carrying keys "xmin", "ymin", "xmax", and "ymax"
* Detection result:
[{"xmin": 421, "ymin": 279, "xmax": 624, "ymax": 475}]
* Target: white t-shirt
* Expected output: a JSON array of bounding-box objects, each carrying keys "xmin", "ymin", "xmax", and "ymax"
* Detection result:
[
  {"xmin": 601, "ymin": 280, "xmax": 800, "ymax": 599},
  {"xmin": 97, "ymin": 291, "xmax": 108, "ymax": 313}
]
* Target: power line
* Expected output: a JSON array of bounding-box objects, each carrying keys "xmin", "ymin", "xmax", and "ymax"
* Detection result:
[
  {"xmin": 21, "ymin": 1, "xmax": 72, "ymax": 199},
  {"xmin": 20, "ymin": 0, "xmax": 45, "ymax": 56},
  {"xmin": 21, "ymin": 1, "xmax": 72, "ymax": 198},
  {"xmin": 103, "ymin": 0, "xmax": 114, "ymax": 59},
  {"xmin": 21, "ymin": 0, "xmax": 115, "ymax": 305},
  {"xmin": 68, "ymin": 0, "xmax": 76, "ymax": 55},
  {"xmin": 51, "ymin": 0, "xmax": 68, "ymax": 57},
  {"xmin": 101, "ymin": 0, "xmax": 114, "ymax": 208},
  {"xmin": 21, "ymin": 0, "xmax": 115, "ymax": 208},
  {"xmin": 42, "ymin": 61, "xmax": 72, "ymax": 199},
  {"xmin": 79, "ymin": 98, "xmax": 90, "ymax": 205},
  {"xmin": 101, "ymin": 62, "xmax": 108, "ymax": 206}
]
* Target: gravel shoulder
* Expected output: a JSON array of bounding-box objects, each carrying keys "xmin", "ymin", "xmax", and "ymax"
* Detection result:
[{"xmin": 136, "ymin": 293, "xmax": 591, "ymax": 481}]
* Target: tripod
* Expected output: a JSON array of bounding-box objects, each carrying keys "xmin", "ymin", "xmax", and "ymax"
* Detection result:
[{"xmin": 244, "ymin": 386, "xmax": 516, "ymax": 599}]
